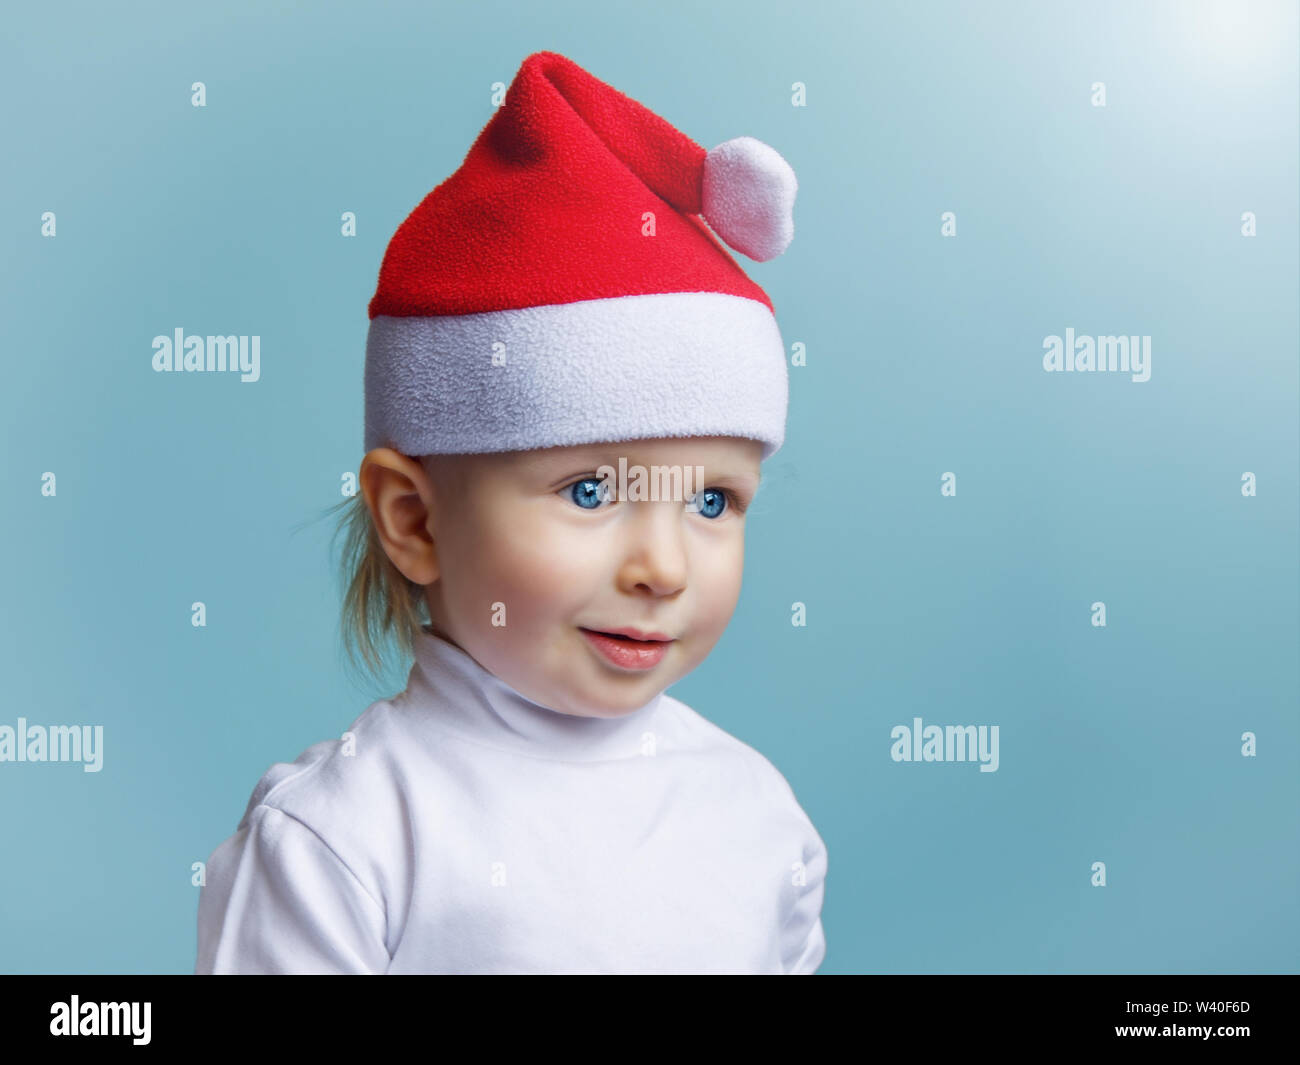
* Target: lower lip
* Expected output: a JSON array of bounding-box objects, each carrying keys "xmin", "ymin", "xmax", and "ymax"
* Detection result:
[{"xmin": 580, "ymin": 629, "xmax": 673, "ymax": 671}]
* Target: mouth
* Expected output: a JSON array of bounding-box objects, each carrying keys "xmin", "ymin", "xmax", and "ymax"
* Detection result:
[
  {"xmin": 579, "ymin": 627, "xmax": 675, "ymax": 671},
  {"xmin": 584, "ymin": 626, "xmax": 673, "ymax": 642}
]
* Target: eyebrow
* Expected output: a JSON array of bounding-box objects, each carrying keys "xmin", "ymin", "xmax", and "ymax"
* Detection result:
[
  {"xmin": 535, "ymin": 454, "xmax": 761, "ymax": 490},
  {"xmin": 700, "ymin": 469, "xmax": 761, "ymax": 490},
  {"xmin": 517, "ymin": 442, "xmax": 759, "ymax": 478}
]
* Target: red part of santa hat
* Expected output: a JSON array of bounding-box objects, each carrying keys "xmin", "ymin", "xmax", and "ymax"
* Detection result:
[{"xmin": 365, "ymin": 50, "xmax": 797, "ymax": 459}]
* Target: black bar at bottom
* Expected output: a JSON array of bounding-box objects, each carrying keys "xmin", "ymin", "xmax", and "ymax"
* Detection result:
[{"xmin": 0, "ymin": 973, "xmax": 1291, "ymax": 1053}]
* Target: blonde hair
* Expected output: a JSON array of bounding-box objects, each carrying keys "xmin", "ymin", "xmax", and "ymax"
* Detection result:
[
  {"xmin": 298, "ymin": 453, "xmax": 467, "ymax": 693},
  {"xmin": 316, "ymin": 490, "xmax": 430, "ymax": 693}
]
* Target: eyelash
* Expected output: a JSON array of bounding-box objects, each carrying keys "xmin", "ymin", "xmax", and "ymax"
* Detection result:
[{"xmin": 558, "ymin": 477, "xmax": 748, "ymax": 516}]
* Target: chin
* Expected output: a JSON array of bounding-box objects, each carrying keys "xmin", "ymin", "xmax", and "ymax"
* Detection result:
[
  {"xmin": 589, "ymin": 699, "xmax": 651, "ymax": 718},
  {"xmin": 565, "ymin": 685, "xmax": 658, "ymax": 718}
]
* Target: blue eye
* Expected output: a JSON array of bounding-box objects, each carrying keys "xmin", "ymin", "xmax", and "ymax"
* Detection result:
[
  {"xmin": 689, "ymin": 488, "xmax": 728, "ymax": 519},
  {"xmin": 566, "ymin": 477, "xmax": 611, "ymax": 509}
]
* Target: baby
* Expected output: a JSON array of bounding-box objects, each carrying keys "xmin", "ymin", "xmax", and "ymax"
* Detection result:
[{"xmin": 194, "ymin": 50, "xmax": 827, "ymax": 974}]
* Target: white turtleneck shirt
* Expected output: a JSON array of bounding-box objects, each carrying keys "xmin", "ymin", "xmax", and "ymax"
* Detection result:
[{"xmin": 195, "ymin": 627, "xmax": 827, "ymax": 974}]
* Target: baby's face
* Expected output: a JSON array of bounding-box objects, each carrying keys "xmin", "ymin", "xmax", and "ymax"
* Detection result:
[{"xmin": 419, "ymin": 436, "xmax": 764, "ymax": 718}]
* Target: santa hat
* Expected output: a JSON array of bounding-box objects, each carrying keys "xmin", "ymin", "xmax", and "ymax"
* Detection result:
[{"xmin": 364, "ymin": 50, "xmax": 796, "ymax": 461}]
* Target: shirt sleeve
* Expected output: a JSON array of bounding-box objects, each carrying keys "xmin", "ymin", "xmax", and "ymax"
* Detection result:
[
  {"xmin": 781, "ymin": 829, "xmax": 828, "ymax": 974},
  {"xmin": 195, "ymin": 804, "xmax": 390, "ymax": 974}
]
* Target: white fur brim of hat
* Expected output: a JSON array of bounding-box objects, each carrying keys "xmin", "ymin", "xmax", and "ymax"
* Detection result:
[{"xmin": 364, "ymin": 290, "xmax": 789, "ymax": 460}]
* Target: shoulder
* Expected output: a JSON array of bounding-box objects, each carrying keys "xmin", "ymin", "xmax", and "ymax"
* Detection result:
[
  {"xmin": 656, "ymin": 692, "xmax": 824, "ymax": 847},
  {"xmin": 234, "ymin": 698, "xmax": 411, "ymax": 828},
  {"xmin": 657, "ymin": 690, "xmax": 793, "ymax": 789},
  {"xmin": 226, "ymin": 697, "xmax": 432, "ymax": 897}
]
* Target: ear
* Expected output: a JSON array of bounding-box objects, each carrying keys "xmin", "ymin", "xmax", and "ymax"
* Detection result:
[{"xmin": 359, "ymin": 449, "xmax": 440, "ymax": 585}]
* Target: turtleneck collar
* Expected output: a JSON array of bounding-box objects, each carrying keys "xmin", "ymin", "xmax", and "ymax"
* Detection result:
[{"xmin": 402, "ymin": 625, "xmax": 667, "ymax": 762}]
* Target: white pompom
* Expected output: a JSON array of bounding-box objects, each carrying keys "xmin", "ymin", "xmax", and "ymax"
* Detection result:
[{"xmin": 702, "ymin": 136, "xmax": 797, "ymax": 262}]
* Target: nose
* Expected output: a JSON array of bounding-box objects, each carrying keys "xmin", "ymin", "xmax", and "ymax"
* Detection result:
[{"xmin": 616, "ymin": 502, "xmax": 688, "ymax": 597}]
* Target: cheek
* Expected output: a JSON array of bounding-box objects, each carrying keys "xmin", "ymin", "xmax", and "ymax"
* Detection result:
[
  {"xmin": 445, "ymin": 512, "xmax": 592, "ymax": 628},
  {"xmin": 693, "ymin": 531, "xmax": 746, "ymax": 629}
]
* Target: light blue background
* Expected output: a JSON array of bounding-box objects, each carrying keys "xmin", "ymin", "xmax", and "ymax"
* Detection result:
[{"xmin": 2, "ymin": 0, "xmax": 1296, "ymax": 974}]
